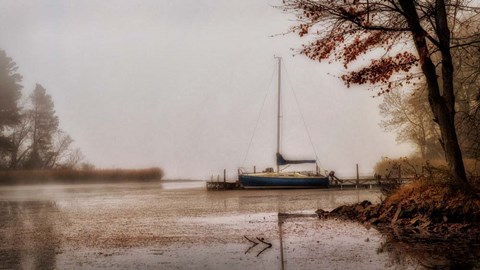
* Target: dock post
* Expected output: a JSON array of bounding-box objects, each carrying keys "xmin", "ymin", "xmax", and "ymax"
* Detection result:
[
  {"xmin": 398, "ymin": 164, "xmax": 402, "ymax": 183},
  {"xmin": 254, "ymin": 166, "xmax": 256, "ymax": 174},
  {"xmin": 224, "ymin": 169, "xmax": 226, "ymax": 190},
  {"xmin": 356, "ymin": 164, "xmax": 359, "ymax": 189}
]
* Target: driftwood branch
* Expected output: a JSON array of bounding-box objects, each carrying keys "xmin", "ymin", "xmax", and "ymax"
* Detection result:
[
  {"xmin": 244, "ymin": 236, "xmax": 259, "ymax": 254},
  {"xmin": 256, "ymin": 237, "xmax": 272, "ymax": 257},
  {"xmin": 244, "ymin": 236, "xmax": 272, "ymax": 256}
]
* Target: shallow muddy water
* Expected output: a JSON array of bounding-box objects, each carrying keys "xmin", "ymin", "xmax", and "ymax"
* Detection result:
[{"xmin": 0, "ymin": 181, "xmax": 478, "ymax": 269}]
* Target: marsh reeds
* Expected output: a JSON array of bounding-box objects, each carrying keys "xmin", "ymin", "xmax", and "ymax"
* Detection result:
[{"xmin": 0, "ymin": 167, "xmax": 163, "ymax": 185}]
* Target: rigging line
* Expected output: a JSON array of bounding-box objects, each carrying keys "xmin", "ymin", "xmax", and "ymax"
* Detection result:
[
  {"xmin": 242, "ymin": 62, "xmax": 277, "ymax": 168},
  {"xmin": 283, "ymin": 64, "xmax": 322, "ymax": 170}
]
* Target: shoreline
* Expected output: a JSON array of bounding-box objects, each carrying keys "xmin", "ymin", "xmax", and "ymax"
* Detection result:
[
  {"xmin": 2, "ymin": 183, "xmax": 478, "ymax": 269},
  {"xmin": 316, "ymin": 179, "xmax": 480, "ymax": 241}
]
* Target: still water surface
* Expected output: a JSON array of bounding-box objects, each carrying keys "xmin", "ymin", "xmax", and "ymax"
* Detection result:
[{"xmin": 0, "ymin": 181, "xmax": 478, "ymax": 269}]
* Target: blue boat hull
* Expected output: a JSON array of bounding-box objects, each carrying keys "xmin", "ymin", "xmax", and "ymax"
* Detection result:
[{"xmin": 239, "ymin": 174, "xmax": 329, "ymax": 189}]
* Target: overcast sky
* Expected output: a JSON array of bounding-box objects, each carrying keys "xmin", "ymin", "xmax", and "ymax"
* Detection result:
[{"xmin": 1, "ymin": 0, "xmax": 413, "ymax": 179}]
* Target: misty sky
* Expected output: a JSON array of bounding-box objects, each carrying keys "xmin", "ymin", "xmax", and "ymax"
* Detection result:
[{"xmin": 1, "ymin": 0, "xmax": 413, "ymax": 179}]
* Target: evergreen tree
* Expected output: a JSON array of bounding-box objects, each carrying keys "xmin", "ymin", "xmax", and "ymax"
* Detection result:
[
  {"xmin": 0, "ymin": 50, "xmax": 22, "ymax": 166},
  {"xmin": 25, "ymin": 84, "xmax": 59, "ymax": 169}
]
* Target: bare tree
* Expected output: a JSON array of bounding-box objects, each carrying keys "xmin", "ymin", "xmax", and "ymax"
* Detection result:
[
  {"xmin": 282, "ymin": 0, "xmax": 480, "ymax": 185},
  {"xmin": 43, "ymin": 130, "xmax": 73, "ymax": 169},
  {"xmin": 62, "ymin": 148, "xmax": 85, "ymax": 169},
  {"xmin": 379, "ymin": 14, "xmax": 480, "ymax": 163},
  {"xmin": 452, "ymin": 18, "xmax": 480, "ymax": 161},
  {"xmin": 42, "ymin": 130, "xmax": 84, "ymax": 169},
  {"xmin": 379, "ymin": 85, "xmax": 443, "ymax": 159},
  {"xmin": 9, "ymin": 112, "xmax": 32, "ymax": 169}
]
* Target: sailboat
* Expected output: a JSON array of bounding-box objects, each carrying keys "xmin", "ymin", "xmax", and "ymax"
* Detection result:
[{"xmin": 239, "ymin": 57, "xmax": 330, "ymax": 189}]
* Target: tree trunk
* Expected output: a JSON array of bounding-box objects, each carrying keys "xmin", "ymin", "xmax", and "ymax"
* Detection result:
[
  {"xmin": 399, "ymin": 0, "xmax": 468, "ymax": 185},
  {"xmin": 9, "ymin": 147, "xmax": 18, "ymax": 169}
]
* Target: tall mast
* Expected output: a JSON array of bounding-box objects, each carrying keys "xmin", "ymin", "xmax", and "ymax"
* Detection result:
[{"xmin": 275, "ymin": 56, "xmax": 281, "ymax": 174}]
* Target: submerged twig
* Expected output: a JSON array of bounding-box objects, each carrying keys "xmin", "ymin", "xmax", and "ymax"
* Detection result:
[
  {"xmin": 256, "ymin": 237, "xmax": 272, "ymax": 257},
  {"xmin": 244, "ymin": 236, "xmax": 272, "ymax": 256},
  {"xmin": 244, "ymin": 236, "xmax": 259, "ymax": 254}
]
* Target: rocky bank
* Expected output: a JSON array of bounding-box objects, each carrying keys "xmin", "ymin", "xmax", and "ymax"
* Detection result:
[{"xmin": 317, "ymin": 180, "xmax": 480, "ymax": 240}]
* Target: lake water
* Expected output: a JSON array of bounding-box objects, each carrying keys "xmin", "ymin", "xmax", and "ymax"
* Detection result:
[{"xmin": 0, "ymin": 181, "xmax": 478, "ymax": 269}]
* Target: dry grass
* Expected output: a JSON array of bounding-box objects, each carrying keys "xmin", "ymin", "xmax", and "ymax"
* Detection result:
[
  {"xmin": 0, "ymin": 167, "xmax": 164, "ymax": 185},
  {"xmin": 383, "ymin": 180, "xmax": 454, "ymax": 210},
  {"xmin": 382, "ymin": 178, "xmax": 480, "ymax": 223},
  {"xmin": 375, "ymin": 156, "xmax": 480, "ymax": 197},
  {"xmin": 375, "ymin": 156, "xmax": 480, "ymax": 179}
]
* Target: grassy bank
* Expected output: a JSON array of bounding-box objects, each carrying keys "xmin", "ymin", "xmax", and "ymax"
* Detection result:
[{"xmin": 0, "ymin": 167, "xmax": 164, "ymax": 185}]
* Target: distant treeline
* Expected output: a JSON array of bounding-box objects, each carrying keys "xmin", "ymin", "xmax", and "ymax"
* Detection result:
[{"xmin": 0, "ymin": 167, "xmax": 164, "ymax": 185}]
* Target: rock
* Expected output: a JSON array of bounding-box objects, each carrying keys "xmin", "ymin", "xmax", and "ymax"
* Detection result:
[
  {"xmin": 363, "ymin": 205, "xmax": 380, "ymax": 220},
  {"xmin": 331, "ymin": 205, "xmax": 346, "ymax": 215},
  {"xmin": 360, "ymin": 200, "xmax": 372, "ymax": 208},
  {"xmin": 316, "ymin": 209, "xmax": 328, "ymax": 218},
  {"xmin": 354, "ymin": 204, "xmax": 365, "ymax": 213},
  {"xmin": 362, "ymin": 206, "xmax": 372, "ymax": 218}
]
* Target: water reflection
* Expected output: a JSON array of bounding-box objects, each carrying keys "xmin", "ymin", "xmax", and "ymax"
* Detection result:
[
  {"xmin": 160, "ymin": 180, "xmax": 205, "ymax": 190},
  {"xmin": 0, "ymin": 201, "xmax": 60, "ymax": 269},
  {"xmin": 378, "ymin": 228, "xmax": 480, "ymax": 269}
]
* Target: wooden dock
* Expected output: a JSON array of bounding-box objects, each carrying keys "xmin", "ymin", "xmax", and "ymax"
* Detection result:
[
  {"xmin": 329, "ymin": 178, "xmax": 386, "ymax": 189},
  {"xmin": 206, "ymin": 181, "xmax": 241, "ymax": 190},
  {"xmin": 206, "ymin": 177, "xmax": 413, "ymax": 191},
  {"xmin": 206, "ymin": 178, "xmax": 411, "ymax": 190},
  {"xmin": 206, "ymin": 169, "xmax": 242, "ymax": 190},
  {"xmin": 207, "ymin": 165, "xmax": 413, "ymax": 191}
]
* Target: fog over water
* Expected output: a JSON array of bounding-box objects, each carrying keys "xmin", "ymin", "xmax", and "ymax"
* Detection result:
[{"xmin": 1, "ymin": 0, "xmax": 413, "ymax": 179}]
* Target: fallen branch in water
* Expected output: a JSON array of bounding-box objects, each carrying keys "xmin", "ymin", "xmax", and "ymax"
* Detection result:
[
  {"xmin": 244, "ymin": 236, "xmax": 258, "ymax": 254},
  {"xmin": 243, "ymin": 236, "xmax": 272, "ymax": 256},
  {"xmin": 256, "ymin": 237, "xmax": 272, "ymax": 257}
]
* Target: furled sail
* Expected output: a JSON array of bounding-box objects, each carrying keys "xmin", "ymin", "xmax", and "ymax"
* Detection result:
[{"xmin": 276, "ymin": 153, "xmax": 316, "ymax": 166}]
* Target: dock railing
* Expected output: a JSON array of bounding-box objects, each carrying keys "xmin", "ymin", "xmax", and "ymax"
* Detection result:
[{"xmin": 206, "ymin": 169, "xmax": 241, "ymax": 190}]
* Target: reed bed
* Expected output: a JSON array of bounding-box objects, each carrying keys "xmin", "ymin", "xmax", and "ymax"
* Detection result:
[{"xmin": 0, "ymin": 167, "xmax": 164, "ymax": 185}]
